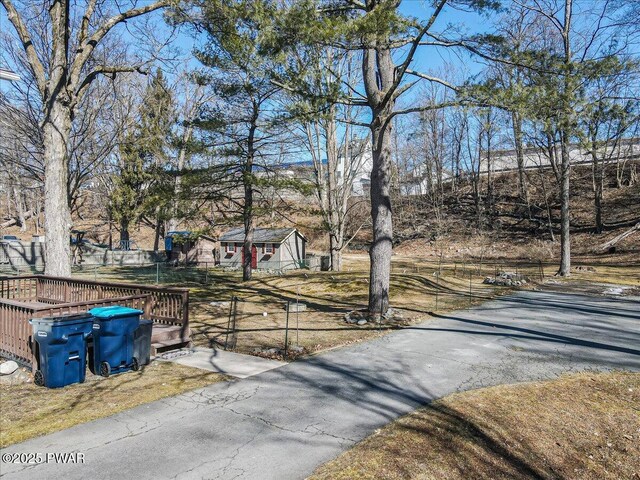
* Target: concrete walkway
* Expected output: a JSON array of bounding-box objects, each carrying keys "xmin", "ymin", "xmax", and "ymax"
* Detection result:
[
  {"xmin": 2, "ymin": 291, "xmax": 639, "ymax": 480},
  {"xmin": 158, "ymin": 348, "xmax": 286, "ymax": 378}
]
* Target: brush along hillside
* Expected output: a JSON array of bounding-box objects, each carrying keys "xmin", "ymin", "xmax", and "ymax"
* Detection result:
[
  {"xmin": 1, "ymin": 160, "xmax": 638, "ymax": 265},
  {"xmin": 385, "ymin": 160, "xmax": 640, "ymax": 263}
]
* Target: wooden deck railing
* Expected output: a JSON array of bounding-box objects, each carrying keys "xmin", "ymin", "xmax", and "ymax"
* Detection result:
[
  {"xmin": 0, "ymin": 295, "xmax": 149, "ymax": 368},
  {"xmin": 1, "ymin": 275, "xmax": 189, "ymax": 325},
  {"xmin": 0, "ymin": 275, "xmax": 190, "ymax": 369},
  {"xmin": 0, "ymin": 276, "xmax": 38, "ymax": 301}
]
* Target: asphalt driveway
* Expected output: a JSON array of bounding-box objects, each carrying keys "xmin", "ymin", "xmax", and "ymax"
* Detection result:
[{"xmin": 2, "ymin": 290, "xmax": 639, "ymax": 480}]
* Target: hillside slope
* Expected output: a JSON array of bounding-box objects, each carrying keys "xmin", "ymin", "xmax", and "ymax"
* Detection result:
[{"xmin": 2, "ymin": 162, "xmax": 638, "ymax": 264}]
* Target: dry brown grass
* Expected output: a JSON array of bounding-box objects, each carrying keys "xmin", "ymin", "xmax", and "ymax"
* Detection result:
[
  {"xmin": 310, "ymin": 372, "xmax": 640, "ymax": 480},
  {"xmin": 72, "ymin": 252, "xmax": 639, "ymax": 359},
  {"xmin": 67, "ymin": 253, "xmax": 504, "ymax": 360},
  {"xmin": 185, "ymin": 254, "xmax": 500, "ymax": 357},
  {"xmin": 0, "ymin": 362, "xmax": 225, "ymax": 448}
]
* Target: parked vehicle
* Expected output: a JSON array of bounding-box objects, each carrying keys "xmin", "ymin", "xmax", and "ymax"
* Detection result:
[{"xmin": 1, "ymin": 235, "xmax": 20, "ymax": 242}]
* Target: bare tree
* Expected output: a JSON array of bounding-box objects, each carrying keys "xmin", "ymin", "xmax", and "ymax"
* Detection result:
[
  {"xmin": 496, "ymin": 0, "xmax": 639, "ymax": 274},
  {"xmin": 330, "ymin": 0, "xmax": 462, "ymax": 316},
  {"xmin": 583, "ymin": 70, "xmax": 639, "ymax": 233},
  {"xmin": 167, "ymin": 71, "xmax": 211, "ymax": 233},
  {"xmin": 301, "ymin": 111, "xmax": 369, "ymax": 272},
  {"xmin": 289, "ymin": 46, "xmax": 369, "ymax": 272},
  {"xmin": 1, "ymin": 0, "xmax": 171, "ymax": 275}
]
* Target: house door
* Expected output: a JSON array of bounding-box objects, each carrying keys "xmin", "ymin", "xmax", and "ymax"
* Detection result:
[{"xmin": 251, "ymin": 245, "xmax": 258, "ymax": 269}]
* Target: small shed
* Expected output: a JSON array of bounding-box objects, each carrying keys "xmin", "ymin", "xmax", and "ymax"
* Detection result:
[
  {"xmin": 219, "ymin": 227, "xmax": 307, "ymax": 271},
  {"xmin": 165, "ymin": 232, "xmax": 219, "ymax": 265}
]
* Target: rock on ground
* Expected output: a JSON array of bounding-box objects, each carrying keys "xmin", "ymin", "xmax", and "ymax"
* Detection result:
[{"xmin": 0, "ymin": 360, "xmax": 19, "ymax": 375}]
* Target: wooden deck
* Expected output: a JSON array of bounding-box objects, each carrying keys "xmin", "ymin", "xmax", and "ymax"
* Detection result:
[
  {"xmin": 17, "ymin": 301, "xmax": 51, "ymax": 309},
  {"xmin": 1, "ymin": 275, "xmax": 190, "ymax": 369}
]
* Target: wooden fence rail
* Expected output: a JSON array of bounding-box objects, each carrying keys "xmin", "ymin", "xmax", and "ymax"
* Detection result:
[
  {"xmin": 0, "ymin": 275, "xmax": 189, "ymax": 369},
  {"xmin": 0, "ymin": 295, "xmax": 149, "ymax": 369},
  {"xmin": 0, "ymin": 276, "xmax": 38, "ymax": 301}
]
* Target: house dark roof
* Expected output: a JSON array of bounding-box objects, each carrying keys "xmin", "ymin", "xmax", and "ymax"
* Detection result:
[{"xmin": 219, "ymin": 227, "xmax": 303, "ymax": 243}]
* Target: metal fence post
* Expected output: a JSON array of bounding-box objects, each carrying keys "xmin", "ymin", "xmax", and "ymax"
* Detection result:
[
  {"xmin": 378, "ymin": 291, "xmax": 383, "ymax": 332},
  {"xmin": 296, "ymin": 287, "xmax": 300, "ymax": 347},
  {"xmin": 539, "ymin": 260, "xmax": 544, "ymax": 281},
  {"xmin": 224, "ymin": 296, "xmax": 235, "ymax": 351},
  {"xmin": 435, "ymin": 271, "xmax": 439, "ymax": 311},
  {"xmin": 284, "ymin": 301, "xmax": 290, "ymax": 360}
]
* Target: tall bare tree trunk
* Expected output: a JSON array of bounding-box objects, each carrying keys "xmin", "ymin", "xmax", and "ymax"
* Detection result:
[
  {"xmin": 538, "ymin": 167, "xmax": 556, "ymax": 242},
  {"xmin": 242, "ymin": 174, "xmax": 254, "ymax": 281},
  {"xmin": 167, "ymin": 142, "xmax": 188, "ymax": 233},
  {"xmin": 242, "ymin": 119, "xmax": 257, "ymax": 282},
  {"xmin": 546, "ymin": 133, "xmax": 561, "ymax": 183},
  {"xmin": 485, "ymin": 109, "xmax": 493, "ymax": 216},
  {"xmin": 593, "ymin": 160, "xmax": 603, "ymax": 234},
  {"xmin": 2, "ymin": 0, "xmax": 169, "ymax": 276},
  {"xmin": 557, "ymin": 0, "xmax": 573, "ymax": 277},
  {"xmin": 326, "ymin": 107, "xmax": 343, "ymax": 271},
  {"xmin": 368, "ymin": 105, "xmax": 393, "ymax": 316},
  {"xmin": 355, "ymin": 1, "xmax": 448, "ymax": 317},
  {"xmin": 168, "ymin": 103, "xmax": 196, "ymax": 232},
  {"xmin": 473, "ymin": 127, "xmax": 483, "ymax": 227},
  {"xmin": 589, "ymin": 130, "xmax": 604, "ymax": 234},
  {"xmin": 153, "ymin": 215, "xmax": 163, "ymax": 251},
  {"xmin": 364, "ymin": 43, "xmax": 395, "ymax": 317},
  {"xmin": 108, "ymin": 211, "xmax": 113, "ymax": 250},
  {"xmin": 43, "ymin": 101, "xmax": 73, "ymax": 276},
  {"xmin": 512, "ymin": 111, "xmax": 528, "ymax": 200},
  {"xmin": 12, "ymin": 186, "xmax": 27, "ymax": 232},
  {"xmin": 558, "ymin": 134, "xmax": 571, "ymax": 275}
]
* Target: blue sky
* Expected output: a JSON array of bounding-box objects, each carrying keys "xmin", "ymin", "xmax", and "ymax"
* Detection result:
[
  {"xmin": 1, "ymin": 1, "xmax": 491, "ymax": 96},
  {"xmin": 165, "ymin": 0, "xmax": 493, "ymax": 119},
  {"xmin": 171, "ymin": 1, "xmax": 491, "ymax": 75}
]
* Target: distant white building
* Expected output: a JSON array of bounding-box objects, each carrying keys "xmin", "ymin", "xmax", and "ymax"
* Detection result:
[
  {"xmin": 480, "ymin": 137, "xmax": 639, "ymax": 174},
  {"xmin": 399, "ymin": 163, "xmax": 432, "ymax": 196},
  {"xmin": 336, "ymin": 145, "xmax": 373, "ymax": 197}
]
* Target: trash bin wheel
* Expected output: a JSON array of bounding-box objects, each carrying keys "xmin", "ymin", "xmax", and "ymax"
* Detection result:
[
  {"xmin": 34, "ymin": 370, "xmax": 45, "ymax": 387},
  {"xmin": 131, "ymin": 357, "xmax": 140, "ymax": 372},
  {"xmin": 100, "ymin": 361, "xmax": 111, "ymax": 378}
]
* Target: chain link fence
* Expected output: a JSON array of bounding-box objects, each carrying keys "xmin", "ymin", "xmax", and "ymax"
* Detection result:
[
  {"xmin": 191, "ymin": 295, "xmax": 386, "ymax": 361},
  {"xmin": 1, "ymin": 252, "xmax": 555, "ymax": 361}
]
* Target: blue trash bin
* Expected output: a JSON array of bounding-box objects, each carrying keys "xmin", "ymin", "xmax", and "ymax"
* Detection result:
[
  {"xmin": 89, "ymin": 306, "xmax": 143, "ymax": 377},
  {"xmin": 29, "ymin": 313, "xmax": 93, "ymax": 388},
  {"xmin": 133, "ymin": 320, "xmax": 153, "ymax": 367}
]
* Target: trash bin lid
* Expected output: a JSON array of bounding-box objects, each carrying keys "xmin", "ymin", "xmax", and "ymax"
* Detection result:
[
  {"xmin": 29, "ymin": 313, "xmax": 92, "ymax": 325},
  {"xmin": 89, "ymin": 306, "xmax": 144, "ymax": 319}
]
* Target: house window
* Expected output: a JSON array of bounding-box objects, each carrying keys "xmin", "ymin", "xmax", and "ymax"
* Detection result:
[
  {"xmin": 264, "ymin": 243, "xmax": 274, "ymax": 254},
  {"xmin": 225, "ymin": 243, "xmax": 235, "ymax": 253}
]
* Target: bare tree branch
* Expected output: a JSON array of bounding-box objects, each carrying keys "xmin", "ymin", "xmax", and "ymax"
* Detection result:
[
  {"xmin": 0, "ymin": 0, "xmax": 47, "ymax": 96},
  {"xmin": 70, "ymin": 0, "xmax": 171, "ymax": 93},
  {"xmin": 405, "ymin": 69, "xmax": 459, "ymax": 92}
]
